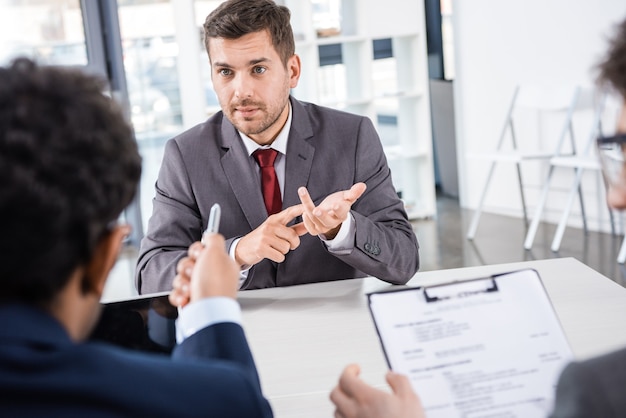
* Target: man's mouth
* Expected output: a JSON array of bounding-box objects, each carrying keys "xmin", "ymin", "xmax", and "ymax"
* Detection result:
[{"xmin": 235, "ymin": 106, "xmax": 259, "ymax": 118}]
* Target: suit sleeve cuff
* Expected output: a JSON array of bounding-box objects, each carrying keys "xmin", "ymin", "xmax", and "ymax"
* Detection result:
[
  {"xmin": 176, "ymin": 297, "xmax": 242, "ymax": 343},
  {"xmin": 229, "ymin": 237, "xmax": 251, "ymax": 288},
  {"xmin": 321, "ymin": 212, "xmax": 355, "ymax": 254}
]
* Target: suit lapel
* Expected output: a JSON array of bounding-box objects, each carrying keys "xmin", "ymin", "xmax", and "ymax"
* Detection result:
[
  {"xmin": 283, "ymin": 99, "xmax": 315, "ymax": 209},
  {"xmin": 218, "ymin": 98, "xmax": 315, "ymax": 227},
  {"xmin": 220, "ymin": 120, "xmax": 267, "ymax": 229}
]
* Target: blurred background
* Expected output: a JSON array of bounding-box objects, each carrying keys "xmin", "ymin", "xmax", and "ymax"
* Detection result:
[{"xmin": 4, "ymin": 0, "xmax": 626, "ymax": 299}]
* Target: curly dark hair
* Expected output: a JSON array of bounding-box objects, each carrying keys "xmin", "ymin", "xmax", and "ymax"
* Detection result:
[
  {"xmin": 203, "ymin": 0, "xmax": 295, "ymax": 67},
  {"xmin": 597, "ymin": 17, "xmax": 626, "ymax": 98},
  {"xmin": 0, "ymin": 58, "xmax": 142, "ymax": 306}
]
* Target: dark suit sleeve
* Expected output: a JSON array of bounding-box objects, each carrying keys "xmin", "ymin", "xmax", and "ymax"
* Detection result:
[
  {"xmin": 173, "ymin": 322, "xmax": 272, "ymax": 417},
  {"xmin": 173, "ymin": 322, "xmax": 264, "ymax": 391},
  {"xmin": 331, "ymin": 117, "xmax": 420, "ymax": 284},
  {"xmin": 549, "ymin": 361, "xmax": 612, "ymax": 418},
  {"xmin": 135, "ymin": 139, "xmax": 203, "ymax": 294}
]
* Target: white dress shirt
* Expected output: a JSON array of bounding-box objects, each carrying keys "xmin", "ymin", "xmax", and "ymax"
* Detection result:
[
  {"xmin": 175, "ymin": 297, "xmax": 241, "ymax": 343},
  {"xmin": 231, "ymin": 103, "xmax": 356, "ymax": 286}
]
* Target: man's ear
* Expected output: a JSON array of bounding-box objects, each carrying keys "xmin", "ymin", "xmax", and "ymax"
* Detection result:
[
  {"xmin": 288, "ymin": 54, "xmax": 301, "ymax": 88},
  {"xmin": 84, "ymin": 225, "xmax": 131, "ymax": 297}
]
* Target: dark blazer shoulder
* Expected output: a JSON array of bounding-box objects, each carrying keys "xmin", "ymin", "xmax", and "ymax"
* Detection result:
[
  {"xmin": 551, "ymin": 348, "xmax": 626, "ymax": 418},
  {"xmin": 0, "ymin": 310, "xmax": 272, "ymax": 417},
  {"xmin": 171, "ymin": 112, "xmax": 225, "ymax": 148}
]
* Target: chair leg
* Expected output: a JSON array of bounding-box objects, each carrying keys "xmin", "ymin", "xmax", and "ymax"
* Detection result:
[
  {"xmin": 524, "ymin": 166, "xmax": 556, "ymax": 250},
  {"xmin": 516, "ymin": 162, "xmax": 529, "ymax": 226},
  {"xmin": 551, "ymin": 168, "xmax": 585, "ymax": 252},
  {"xmin": 467, "ymin": 160, "xmax": 498, "ymax": 240},
  {"xmin": 577, "ymin": 182, "xmax": 588, "ymax": 233},
  {"xmin": 608, "ymin": 206, "xmax": 617, "ymax": 236},
  {"xmin": 467, "ymin": 86, "xmax": 519, "ymax": 241},
  {"xmin": 618, "ymin": 235, "xmax": 626, "ymax": 264}
]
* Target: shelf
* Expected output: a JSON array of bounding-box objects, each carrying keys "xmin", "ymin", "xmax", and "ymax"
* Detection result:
[
  {"xmin": 290, "ymin": 0, "xmax": 436, "ymax": 219},
  {"xmin": 313, "ymin": 34, "xmax": 370, "ymax": 46},
  {"xmin": 319, "ymin": 97, "xmax": 372, "ymax": 108},
  {"xmin": 384, "ymin": 146, "xmax": 430, "ymax": 161},
  {"xmin": 374, "ymin": 90, "xmax": 424, "ymax": 100}
]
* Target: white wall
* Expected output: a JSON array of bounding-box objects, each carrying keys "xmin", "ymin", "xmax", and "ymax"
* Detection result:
[{"xmin": 453, "ymin": 0, "xmax": 626, "ymax": 232}]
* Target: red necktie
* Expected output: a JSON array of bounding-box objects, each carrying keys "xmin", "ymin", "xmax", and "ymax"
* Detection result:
[{"xmin": 253, "ymin": 148, "xmax": 282, "ymax": 216}]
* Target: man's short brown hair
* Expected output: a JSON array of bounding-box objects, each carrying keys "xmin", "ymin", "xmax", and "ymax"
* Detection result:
[{"xmin": 203, "ymin": 0, "xmax": 295, "ymax": 68}]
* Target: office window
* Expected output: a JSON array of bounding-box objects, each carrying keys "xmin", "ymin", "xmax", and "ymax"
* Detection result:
[
  {"xmin": 0, "ymin": 0, "xmax": 87, "ymax": 67},
  {"xmin": 441, "ymin": 0, "xmax": 455, "ymax": 80}
]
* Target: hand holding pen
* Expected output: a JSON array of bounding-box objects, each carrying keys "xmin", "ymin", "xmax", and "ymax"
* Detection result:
[{"xmin": 170, "ymin": 203, "xmax": 239, "ymax": 306}]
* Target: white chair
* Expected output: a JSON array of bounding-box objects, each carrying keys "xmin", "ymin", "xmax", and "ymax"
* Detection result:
[
  {"xmin": 523, "ymin": 88, "xmax": 612, "ymax": 251},
  {"xmin": 467, "ymin": 83, "xmax": 581, "ymax": 240},
  {"xmin": 618, "ymin": 232, "xmax": 626, "ymax": 264}
]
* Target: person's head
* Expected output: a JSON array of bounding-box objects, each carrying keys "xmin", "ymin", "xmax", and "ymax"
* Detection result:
[
  {"xmin": 203, "ymin": 0, "xmax": 295, "ymax": 68},
  {"xmin": 597, "ymin": 17, "xmax": 626, "ymax": 209},
  {"xmin": 203, "ymin": 0, "xmax": 301, "ymax": 145},
  {"xmin": 0, "ymin": 58, "xmax": 141, "ymax": 331}
]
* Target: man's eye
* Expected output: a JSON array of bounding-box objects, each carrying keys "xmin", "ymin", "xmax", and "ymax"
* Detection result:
[
  {"xmin": 219, "ymin": 69, "xmax": 232, "ymax": 76},
  {"xmin": 253, "ymin": 67, "xmax": 266, "ymax": 74}
]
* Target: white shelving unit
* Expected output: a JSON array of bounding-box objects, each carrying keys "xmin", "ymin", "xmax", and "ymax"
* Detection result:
[{"xmin": 285, "ymin": 0, "xmax": 436, "ymax": 219}]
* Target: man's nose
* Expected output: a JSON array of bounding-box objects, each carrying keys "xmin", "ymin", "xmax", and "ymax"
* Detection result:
[{"xmin": 234, "ymin": 74, "xmax": 253, "ymax": 99}]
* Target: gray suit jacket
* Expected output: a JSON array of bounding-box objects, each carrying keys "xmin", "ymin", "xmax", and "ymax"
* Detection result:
[
  {"xmin": 136, "ymin": 97, "xmax": 419, "ymax": 293},
  {"xmin": 549, "ymin": 348, "xmax": 626, "ymax": 417}
]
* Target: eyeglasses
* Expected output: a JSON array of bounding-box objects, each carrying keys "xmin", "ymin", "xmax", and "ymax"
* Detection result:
[{"xmin": 597, "ymin": 134, "xmax": 626, "ymax": 189}]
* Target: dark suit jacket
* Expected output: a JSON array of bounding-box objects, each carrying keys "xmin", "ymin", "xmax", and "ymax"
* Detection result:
[
  {"xmin": 0, "ymin": 305, "xmax": 273, "ymax": 417},
  {"xmin": 549, "ymin": 348, "xmax": 626, "ymax": 417},
  {"xmin": 136, "ymin": 97, "xmax": 420, "ymax": 293}
]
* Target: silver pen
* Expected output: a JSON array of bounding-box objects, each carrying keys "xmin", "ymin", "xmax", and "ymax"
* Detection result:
[
  {"xmin": 202, "ymin": 203, "xmax": 221, "ymax": 244},
  {"xmin": 176, "ymin": 204, "xmax": 221, "ymax": 313}
]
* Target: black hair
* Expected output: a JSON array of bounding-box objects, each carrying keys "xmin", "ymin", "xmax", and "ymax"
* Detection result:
[
  {"xmin": 597, "ymin": 17, "xmax": 626, "ymax": 98},
  {"xmin": 0, "ymin": 58, "xmax": 141, "ymax": 305}
]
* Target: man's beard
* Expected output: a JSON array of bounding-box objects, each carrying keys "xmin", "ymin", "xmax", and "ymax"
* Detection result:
[{"xmin": 228, "ymin": 97, "xmax": 288, "ymax": 137}]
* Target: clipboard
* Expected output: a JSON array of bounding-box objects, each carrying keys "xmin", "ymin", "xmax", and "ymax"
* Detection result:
[{"xmin": 367, "ymin": 269, "xmax": 573, "ymax": 418}]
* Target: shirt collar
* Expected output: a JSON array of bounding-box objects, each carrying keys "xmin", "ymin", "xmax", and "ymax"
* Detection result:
[{"xmin": 239, "ymin": 101, "xmax": 291, "ymax": 156}]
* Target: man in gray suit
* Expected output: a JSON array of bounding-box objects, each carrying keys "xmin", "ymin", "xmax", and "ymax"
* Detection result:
[
  {"xmin": 329, "ymin": 16, "xmax": 626, "ymax": 418},
  {"xmin": 136, "ymin": 0, "xmax": 420, "ymax": 293}
]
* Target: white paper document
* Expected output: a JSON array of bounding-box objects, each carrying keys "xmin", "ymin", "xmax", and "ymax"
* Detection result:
[{"xmin": 368, "ymin": 269, "xmax": 573, "ymax": 418}]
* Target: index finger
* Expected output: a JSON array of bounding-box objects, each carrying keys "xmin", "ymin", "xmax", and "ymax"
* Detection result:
[
  {"xmin": 386, "ymin": 371, "xmax": 415, "ymax": 398},
  {"xmin": 297, "ymin": 186, "xmax": 317, "ymax": 212},
  {"xmin": 169, "ymin": 274, "xmax": 190, "ymax": 307},
  {"xmin": 187, "ymin": 241, "xmax": 205, "ymax": 259},
  {"xmin": 271, "ymin": 203, "xmax": 305, "ymax": 225}
]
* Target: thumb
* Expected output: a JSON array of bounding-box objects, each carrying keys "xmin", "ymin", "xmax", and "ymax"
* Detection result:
[
  {"xmin": 344, "ymin": 363, "xmax": 361, "ymax": 378},
  {"xmin": 290, "ymin": 222, "xmax": 309, "ymax": 237},
  {"xmin": 345, "ymin": 182, "xmax": 367, "ymax": 202},
  {"xmin": 386, "ymin": 371, "xmax": 414, "ymax": 398},
  {"xmin": 338, "ymin": 363, "xmax": 363, "ymax": 396}
]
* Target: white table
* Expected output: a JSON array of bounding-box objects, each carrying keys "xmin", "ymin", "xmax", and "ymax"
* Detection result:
[{"xmin": 238, "ymin": 257, "xmax": 626, "ymax": 417}]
